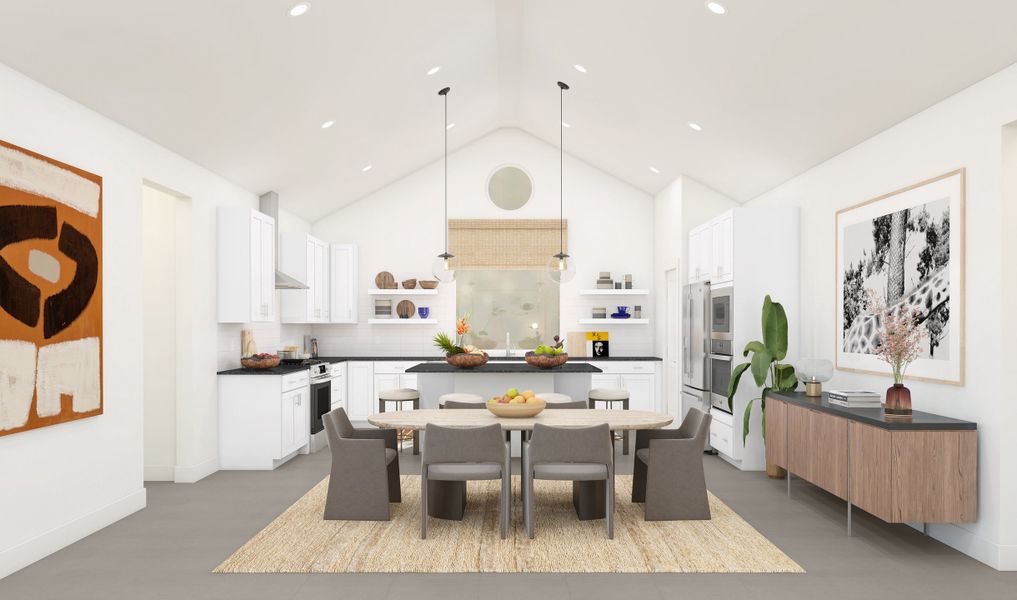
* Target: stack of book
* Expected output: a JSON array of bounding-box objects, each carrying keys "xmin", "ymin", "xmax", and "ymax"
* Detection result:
[{"xmin": 827, "ymin": 390, "xmax": 881, "ymax": 408}]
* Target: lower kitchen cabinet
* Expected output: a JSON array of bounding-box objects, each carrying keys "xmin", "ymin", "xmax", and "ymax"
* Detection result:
[
  {"xmin": 219, "ymin": 370, "xmax": 309, "ymax": 470},
  {"xmin": 329, "ymin": 362, "xmax": 347, "ymax": 411},
  {"xmin": 346, "ymin": 362, "xmax": 374, "ymax": 421},
  {"xmin": 586, "ymin": 362, "xmax": 659, "ymax": 412}
]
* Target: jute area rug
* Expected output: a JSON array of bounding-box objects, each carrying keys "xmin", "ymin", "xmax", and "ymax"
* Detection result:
[{"xmin": 214, "ymin": 475, "xmax": 803, "ymax": 574}]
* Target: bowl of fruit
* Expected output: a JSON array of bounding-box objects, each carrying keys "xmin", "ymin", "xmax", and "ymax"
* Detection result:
[
  {"xmin": 524, "ymin": 343, "xmax": 568, "ymax": 369},
  {"xmin": 486, "ymin": 389, "xmax": 546, "ymax": 418},
  {"xmin": 240, "ymin": 353, "xmax": 280, "ymax": 370}
]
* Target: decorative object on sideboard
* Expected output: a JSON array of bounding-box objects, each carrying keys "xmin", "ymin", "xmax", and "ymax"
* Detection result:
[
  {"xmin": 419, "ymin": 279, "xmax": 439, "ymax": 289},
  {"xmin": 432, "ymin": 86, "xmax": 458, "ymax": 283},
  {"xmin": 241, "ymin": 329, "xmax": 257, "ymax": 358},
  {"xmin": 374, "ymin": 298, "xmax": 393, "ymax": 318},
  {"xmin": 241, "ymin": 354, "xmax": 281, "ymax": 370},
  {"xmin": 727, "ymin": 295, "xmax": 798, "ymax": 465},
  {"xmin": 633, "ymin": 305, "xmax": 642, "ymax": 319},
  {"xmin": 401, "ymin": 278, "xmax": 417, "ymax": 289},
  {"xmin": 434, "ymin": 314, "xmax": 489, "ymax": 368},
  {"xmin": 0, "ymin": 140, "xmax": 104, "ymax": 438},
  {"xmin": 374, "ymin": 271, "xmax": 397, "ymax": 289},
  {"xmin": 868, "ymin": 289, "xmax": 925, "ymax": 417},
  {"xmin": 836, "ymin": 169, "xmax": 964, "ymax": 385},
  {"xmin": 796, "ymin": 358, "xmax": 833, "ymax": 397},
  {"xmin": 546, "ymin": 80, "xmax": 576, "ymax": 284},
  {"xmin": 418, "ymin": 307, "xmax": 430, "ymax": 319},
  {"xmin": 396, "ymin": 299, "xmax": 416, "ymax": 319},
  {"xmin": 611, "ymin": 306, "xmax": 631, "ymax": 319}
]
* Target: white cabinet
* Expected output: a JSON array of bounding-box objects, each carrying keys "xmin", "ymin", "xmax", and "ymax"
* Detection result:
[
  {"xmin": 217, "ymin": 207, "xmax": 276, "ymax": 323},
  {"xmin": 330, "ymin": 244, "xmax": 358, "ymax": 324},
  {"xmin": 586, "ymin": 362, "xmax": 660, "ymax": 412},
  {"xmin": 687, "ymin": 224, "xmax": 713, "ymax": 283},
  {"xmin": 346, "ymin": 361, "xmax": 374, "ymax": 421},
  {"xmin": 280, "ymin": 233, "xmax": 330, "ymax": 323},
  {"xmin": 219, "ymin": 370, "xmax": 309, "ymax": 470},
  {"xmin": 330, "ymin": 362, "xmax": 347, "ymax": 411},
  {"xmin": 374, "ymin": 361, "xmax": 418, "ymax": 411},
  {"xmin": 710, "ymin": 212, "xmax": 733, "ymax": 284}
]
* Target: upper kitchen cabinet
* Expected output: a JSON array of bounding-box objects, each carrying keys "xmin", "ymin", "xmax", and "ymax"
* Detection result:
[
  {"xmin": 329, "ymin": 243, "xmax": 358, "ymax": 324},
  {"xmin": 217, "ymin": 207, "xmax": 276, "ymax": 323},
  {"xmin": 687, "ymin": 223, "xmax": 713, "ymax": 283},
  {"xmin": 280, "ymin": 233, "xmax": 329, "ymax": 323},
  {"xmin": 687, "ymin": 210, "xmax": 733, "ymax": 285}
]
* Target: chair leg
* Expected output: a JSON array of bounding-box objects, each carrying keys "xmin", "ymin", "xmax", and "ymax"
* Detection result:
[
  {"xmin": 631, "ymin": 454, "xmax": 648, "ymax": 503},
  {"xmin": 501, "ymin": 469, "xmax": 510, "ymax": 539},
  {"xmin": 387, "ymin": 458, "xmax": 401, "ymax": 502},
  {"xmin": 622, "ymin": 398, "xmax": 630, "ymax": 455},
  {"xmin": 420, "ymin": 469, "xmax": 428, "ymax": 539}
]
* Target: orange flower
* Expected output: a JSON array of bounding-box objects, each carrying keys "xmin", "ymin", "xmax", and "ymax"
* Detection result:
[{"xmin": 456, "ymin": 313, "xmax": 471, "ymax": 337}]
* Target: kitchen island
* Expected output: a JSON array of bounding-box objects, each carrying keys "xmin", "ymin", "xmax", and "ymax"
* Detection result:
[{"xmin": 406, "ymin": 361, "xmax": 603, "ymax": 409}]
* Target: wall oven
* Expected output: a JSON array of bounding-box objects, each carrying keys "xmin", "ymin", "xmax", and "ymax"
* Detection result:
[
  {"xmin": 709, "ymin": 339, "xmax": 734, "ymax": 413},
  {"xmin": 711, "ymin": 285, "xmax": 733, "ymax": 341}
]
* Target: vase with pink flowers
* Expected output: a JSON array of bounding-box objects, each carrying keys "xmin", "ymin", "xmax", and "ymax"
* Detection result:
[{"xmin": 868, "ymin": 290, "xmax": 926, "ymax": 416}]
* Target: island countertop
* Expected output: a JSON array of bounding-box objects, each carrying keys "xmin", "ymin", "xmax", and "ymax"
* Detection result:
[
  {"xmin": 767, "ymin": 391, "xmax": 977, "ymax": 431},
  {"xmin": 405, "ymin": 362, "xmax": 603, "ymax": 374}
]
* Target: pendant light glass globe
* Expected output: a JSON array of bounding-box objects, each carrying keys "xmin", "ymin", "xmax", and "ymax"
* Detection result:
[
  {"xmin": 546, "ymin": 252, "xmax": 576, "ymax": 284},
  {"xmin": 432, "ymin": 252, "xmax": 456, "ymax": 283}
]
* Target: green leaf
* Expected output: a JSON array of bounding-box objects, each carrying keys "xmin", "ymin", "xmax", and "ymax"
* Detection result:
[
  {"xmin": 742, "ymin": 340, "xmax": 766, "ymax": 357},
  {"xmin": 742, "ymin": 398, "xmax": 754, "ymax": 445},
  {"xmin": 762, "ymin": 296, "xmax": 789, "ymax": 361},
  {"xmin": 727, "ymin": 362, "xmax": 751, "ymax": 411},
  {"xmin": 775, "ymin": 363, "xmax": 798, "ymax": 390},
  {"xmin": 750, "ymin": 349, "xmax": 772, "ymax": 387}
]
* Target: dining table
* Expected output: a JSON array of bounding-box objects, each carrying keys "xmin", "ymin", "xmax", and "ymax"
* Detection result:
[{"xmin": 367, "ymin": 408, "xmax": 674, "ymax": 521}]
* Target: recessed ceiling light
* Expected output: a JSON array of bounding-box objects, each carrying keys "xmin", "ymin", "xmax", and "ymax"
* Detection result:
[
  {"xmin": 561, "ymin": 121, "xmax": 571, "ymax": 128},
  {"xmin": 289, "ymin": 3, "xmax": 310, "ymax": 17},
  {"xmin": 688, "ymin": 122, "xmax": 703, "ymax": 131},
  {"xmin": 361, "ymin": 165, "xmax": 373, "ymax": 172},
  {"xmin": 648, "ymin": 166, "xmax": 660, "ymax": 174},
  {"xmin": 427, "ymin": 66, "xmax": 441, "ymax": 76},
  {"xmin": 705, "ymin": 1, "xmax": 726, "ymax": 15},
  {"xmin": 446, "ymin": 122, "xmax": 456, "ymax": 130},
  {"xmin": 320, "ymin": 120, "xmax": 335, "ymax": 129},
  {"xmin": 573, "ymin": 64, "xmax": 587, "ymax": 73}
]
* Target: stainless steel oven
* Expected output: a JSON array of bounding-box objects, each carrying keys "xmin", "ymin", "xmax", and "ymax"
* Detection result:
[
  {"xmin": 710, "ymin": 286, "xmax": 733, "ymax": 341},
  {"xmin": 710, "ymin": 340, "xmax": 734, "ymax": 413}
]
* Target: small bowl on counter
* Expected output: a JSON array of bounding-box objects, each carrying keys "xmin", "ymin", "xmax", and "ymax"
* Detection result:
[
  {"xmin": 524, "ymin": 352, "xmax": 569, "ymax": 369},
  {"xmin": 240, "ymin": 355, "xmax": 281, "ymax": 370},
  {"xmin": 446, "ymin": 352, "xmax": 489, "ymax": 368}
]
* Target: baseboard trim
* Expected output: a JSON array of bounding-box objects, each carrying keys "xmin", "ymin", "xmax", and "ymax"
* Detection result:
[
  {"xmin": 143, "ymin": 465, "xmax": 175, "ymax": 482},
  {"xmin": 0, "ymin": 488, "xmax": 146, "ymax": 580},
  {"xmin": 173, "ymin": 456, "xmax": 217, "ymax": 483},
  {"xmin": 922, "ymin": 522, "xmax": 1015, "ymax": 571}
]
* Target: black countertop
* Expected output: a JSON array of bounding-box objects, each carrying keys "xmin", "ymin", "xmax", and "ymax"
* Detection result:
[
  {"xmin": 316, "ymin": 355, "xmax": 661, "ymax": 363},
  {"xmin": 218, "ymin": 356, "xmax": 660, "ymax": 376},
  {"xmin": 405, "ymin": 362, "xmax": 603, "ymax": 374},
  {"xmin": 768, "ymin": 391, "xmax": 976, "ymax": 431},
  {"xmin": 216, "ymin": 364, "xmax": 311, "ymax": 376}
]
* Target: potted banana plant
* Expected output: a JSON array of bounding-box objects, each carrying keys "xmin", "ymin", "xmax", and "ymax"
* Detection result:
[{"xmin": 726, "ymin": 295, "xmax": 797, "ymax": 477}]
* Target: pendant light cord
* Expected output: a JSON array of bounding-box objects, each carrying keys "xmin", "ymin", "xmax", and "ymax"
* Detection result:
[
  {"xmin": 560, "ymin": 84, "xmax": 564, "ymax": 254},
  {"xmin": 444, "ymin": 90, "xmax": 448, "ymax": 254}
]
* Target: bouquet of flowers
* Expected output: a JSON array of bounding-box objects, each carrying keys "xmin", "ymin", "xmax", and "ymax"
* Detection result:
[
  {"xmin": 433, "ymin": 313, "xmax": 486, "ymax": 357},
  {"xmin": 868, "ymin": 289, "xmax": 925, "ymax": 384}
]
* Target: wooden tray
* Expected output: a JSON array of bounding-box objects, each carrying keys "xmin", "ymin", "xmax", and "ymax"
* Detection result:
[{"xmin": 524, "ymin": 353, "xmax": 569, "ymax": 369}]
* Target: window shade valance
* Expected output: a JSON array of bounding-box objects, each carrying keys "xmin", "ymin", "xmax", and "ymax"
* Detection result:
[{"xmin": 448, "ymin": 219, "xmax": 568, "ymax": 270}]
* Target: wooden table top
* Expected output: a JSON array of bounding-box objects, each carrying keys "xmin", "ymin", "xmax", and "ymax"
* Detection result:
[{"xmin": 367, "ymin": 408, "xmax": 674, "ymax": 431}]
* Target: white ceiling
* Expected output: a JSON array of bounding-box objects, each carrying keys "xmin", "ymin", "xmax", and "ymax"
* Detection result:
[{"xmin": 2, "ymin": 0, "xmax": 1017, "ymax": 221}]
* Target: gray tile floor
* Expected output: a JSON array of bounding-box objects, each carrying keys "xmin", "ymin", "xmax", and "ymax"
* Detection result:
[{"xmin": 2, "ymin": 448, "xmax": 1013, "ymax": 600}]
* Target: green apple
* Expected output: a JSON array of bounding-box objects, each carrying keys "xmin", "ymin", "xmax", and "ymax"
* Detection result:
[{"xmin": 506, "ymin": 388, "xmax": 519, "ymax": 398}]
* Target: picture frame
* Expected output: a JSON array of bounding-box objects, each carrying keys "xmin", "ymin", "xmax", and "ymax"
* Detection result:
[{"xmin": 835, "ymin": 169, "xmax": 965, "ymax": 385}]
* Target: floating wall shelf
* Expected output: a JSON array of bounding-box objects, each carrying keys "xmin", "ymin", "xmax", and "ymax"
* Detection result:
[
  {"xmin": 368, "ymin": 318, "xmax": 439, "ymax": 325},
  {"xmin": 578, "ymin": 318, "xmax": 650, "ymax": 325},
  {"xmin": 578, "ymin": 289, "xmax": 650, "ymax": 296},
  {"xmin": 368, "ymin": 289, "xmax": 439, "ymax": 296}
]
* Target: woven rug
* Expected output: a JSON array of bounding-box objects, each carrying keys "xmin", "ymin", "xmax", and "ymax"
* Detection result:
[{"xmin": 214, "ymin": 475, "xmax": 803, "ymax": 574}]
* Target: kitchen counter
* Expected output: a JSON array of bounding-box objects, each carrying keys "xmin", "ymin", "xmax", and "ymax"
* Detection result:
[
  {"xmin": 318, "ymin": 355, "xmax": 662, "ymax": 363},
  {"xmin": 767, "ymin": 391, "xmax": 976, "ymax": 431},
  {"xmin": 216, "ymin": 364, "xmax": 312, "ymax": 376},
  {"xmin": 217, "ymin": 356, "xmax": 661, "ymax": 376},
  {"xmin": 406, "ymin": 362, "xmax": 603, "ymax": 374}
]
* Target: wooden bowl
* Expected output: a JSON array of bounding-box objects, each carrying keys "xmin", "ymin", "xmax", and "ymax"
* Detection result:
[
  {"xmin": 240, "ymin": 356, "xmax": 280, "ymax": 370},
  {"xmin": 446, "ymin": 352, "xmax": 489, "ymax": 368},
  {"xmin": 524, "ymin": 352, "xmax": 569, "ymax": 369},
  {"xmin": 486, "ymin": 398, "xmax": 546, "ymax": 418},
  {"xmin": 419, "ymin": 280, "xmax": 439, "ymax": 289},
  {"xmin": 401, "ymin": 279, "xmax": 417, "ymax": 289}
]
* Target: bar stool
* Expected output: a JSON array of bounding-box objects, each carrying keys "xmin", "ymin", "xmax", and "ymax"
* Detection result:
[
  {"xmin": 537, "ymin": 392, "xmax": 572, "ymax": 404},
  {"xmin": 438, "ymin": 392, "xmax": 484, "ymax": 407},
  {"xmin": 588, "ymin": 388, "xmax": 630, "ymax": 455},
  {"xmin": 378, "ymin": 388, "xmax": 420, "ymax": 454}
]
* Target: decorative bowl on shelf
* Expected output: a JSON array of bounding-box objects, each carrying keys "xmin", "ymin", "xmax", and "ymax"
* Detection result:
[
  {"xmin": 419, "ymin": 280, "xmax": 439, "ymax": 289},
  {"xmin": 402, "ymin": 278, "xmax": 417, "ymax": 289},
  {"xmin": 524, "ymin": 352, "xmax": 569, "ymax": 369},
  {"xmin": 446, "ymin": 352, "xmax": 489, "ymax": 368},
  {"xmin": 418, "ymin": 307, "xmax": 430, "ymax": 319},
  {"xmin": 486, "ymin": 398, "xmax": 546, "ymax": 418},
  {"xmin": 240, "ymin": 355, "xmax": 280, "ymax": 370},
  {"xmin": 396, "ymin": 299, "xmax": 416, "ymax": 318}
]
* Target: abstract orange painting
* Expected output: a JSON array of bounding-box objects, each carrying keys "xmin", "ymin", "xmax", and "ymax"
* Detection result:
[{"xmin": 0, "ymin": 140, "xmax": 103, "ymax": 437}]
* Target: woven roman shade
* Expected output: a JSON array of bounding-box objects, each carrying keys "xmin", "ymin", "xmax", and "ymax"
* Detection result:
[{"xmin": 448, "ymin": 219, "xmax": 568, "ymax": 270}]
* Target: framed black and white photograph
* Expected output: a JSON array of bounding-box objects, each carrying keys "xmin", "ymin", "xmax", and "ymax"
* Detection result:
[{"xmin": 835, "ymin": 169, "xmax": 965, "ymax": 384}]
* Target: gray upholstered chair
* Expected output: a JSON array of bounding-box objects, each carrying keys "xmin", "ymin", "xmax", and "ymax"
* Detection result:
[
  {"xmin": 322, "ymin": 407, "xmax": 401, "ymax": 521},
  {"xmin": 632, "ymin": 407, "xmax": 712, "ymax": 520},
  {"xmin": 522, "ymin": 423, "xmax": 614, "ymax": 539},
  {"xmin": 442, "ymin": 399, "xmax": 487, "ymax": 409},
  {"xmin": 544, "ymin": 399, "xmax": 588, "ymax": 409},
  {"xmin": 420, "ymin": 423, "xmax": 511, "ymax": 539}
]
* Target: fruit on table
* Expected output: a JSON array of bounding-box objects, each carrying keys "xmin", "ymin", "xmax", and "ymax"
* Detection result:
[
  {"xmin": 489, "ymin": 388, "xmax": 543, "ymax": 404},
  {"xmin": 522, "ymin": 390, "xmax": 535, "ymax": 399}
]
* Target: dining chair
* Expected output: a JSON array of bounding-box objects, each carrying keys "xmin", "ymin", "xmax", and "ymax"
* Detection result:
[
  {"xmin": 522, "ymin": 423, "xmax": 614, "ymax": 539},
  {"xmin": 443, "ymin": 400, "xmax": 511, "ymax": 441},
  {"xmin": 420, "ymin": 423, "xmax": 511, "ymax": 539},
  {"xmin": 631, "ymin": 407, "xmax": 712, "ymax": 520},
  {"xmin": 544, "ymin": 399, "xmax": 587, "ymax": 409},
  {"xmin": 322, "ymin": 407, "xmax": 401, "ymax": 521}
]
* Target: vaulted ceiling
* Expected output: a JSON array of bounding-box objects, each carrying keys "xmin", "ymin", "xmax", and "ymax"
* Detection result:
[{"xmin": 2, "ymin": 0, "xmax": 1017, "ymax": 221}]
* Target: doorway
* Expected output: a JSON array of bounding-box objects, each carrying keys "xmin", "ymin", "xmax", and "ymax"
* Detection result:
[{"xmin": 142, "ymin": 182, "xmax": 191, "ymax": 481}]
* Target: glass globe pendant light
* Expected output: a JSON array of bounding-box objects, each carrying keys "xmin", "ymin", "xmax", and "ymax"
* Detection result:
[
  {"xmin": 547, "ymin": 80, "xmax": 576, "ymax": 284},
  {"xmin": 432, "ymin": 86, "xmax": 457, "ymax": 283}
]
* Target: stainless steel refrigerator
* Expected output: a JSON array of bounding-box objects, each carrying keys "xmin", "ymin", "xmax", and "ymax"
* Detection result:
[{"xmin": 681, "ymin": 281, "xmax": 714, "ymax": 451}]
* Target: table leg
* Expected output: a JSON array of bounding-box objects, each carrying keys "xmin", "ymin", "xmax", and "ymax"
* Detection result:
[
  {"xmin": 572, "ymin": 480, "xmax": 607, "ymax": 520},
  {"xmin": 622, "ymin": 399, "xmax": 630, "ymax": 455},
  {"xmin": 427, "ymin": 480, "xmax": 467, "ymax": 520},
  {"xmin": 412, "ymin": 398, "xmax": 420, "ymax": 455}
]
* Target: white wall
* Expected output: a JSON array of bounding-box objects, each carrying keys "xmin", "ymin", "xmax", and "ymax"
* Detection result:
[
  {"xmin": 743, "ymin": 63, "xmax": 1017, "ymax": 570},
  {"xmin": 0, "ymin": 61, "xmax": 266, "ymax": 578},
  {"xmin": 310, "ymin": 128, "xmax": 655, "ymax": 357}
]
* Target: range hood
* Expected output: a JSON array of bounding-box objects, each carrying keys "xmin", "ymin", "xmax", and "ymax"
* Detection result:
[{"xmin": 259, "ymin": 191, "xmax": 309, "ymax": 290}]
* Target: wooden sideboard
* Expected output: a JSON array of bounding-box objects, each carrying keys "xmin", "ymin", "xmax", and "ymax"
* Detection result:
[{"xmin": 766, "ymin": 391, "xmax": 977, "ymax": 531}]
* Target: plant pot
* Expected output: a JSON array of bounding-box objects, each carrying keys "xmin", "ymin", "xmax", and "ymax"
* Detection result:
[{"xmin": 884, "ymin": 383, "xmax": 912, "ymax": 416}]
